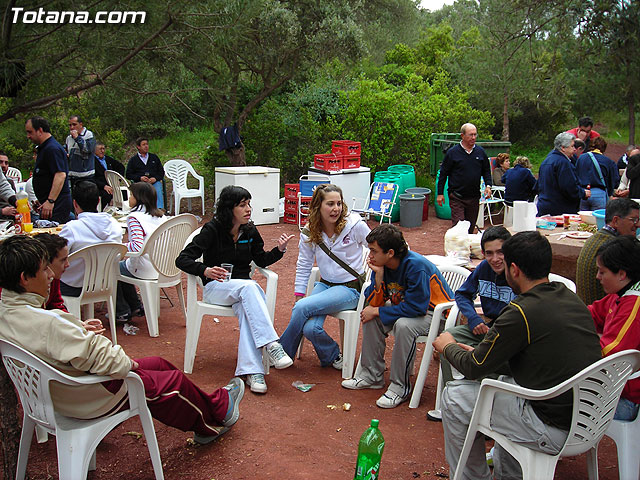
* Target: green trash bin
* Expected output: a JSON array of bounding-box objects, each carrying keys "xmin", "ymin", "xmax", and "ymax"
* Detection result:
[
  {"xmin": 434, "ymin": 170, "xmax": 451, "ymax": 220},
  {"xmin": 399, "ymin": 193, "xmax": 425, "ymax": 228},
  {"xmin": 405, "ymin": 187, "xmax": 431, "ymax": 221}
]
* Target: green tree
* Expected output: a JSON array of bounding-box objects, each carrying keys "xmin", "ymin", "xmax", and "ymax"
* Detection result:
[{"xmin": 578, "ymin": 0, "xmax": 640, "ymax": 144}]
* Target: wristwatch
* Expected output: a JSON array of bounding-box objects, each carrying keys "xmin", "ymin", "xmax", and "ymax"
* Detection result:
[{"xmin": 46, "ymin": 198, "xmax": 56, "ymax": 204}]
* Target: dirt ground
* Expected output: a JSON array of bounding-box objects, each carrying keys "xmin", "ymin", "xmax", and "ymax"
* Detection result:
[{"xmin": 12, "ymin": 198, "xmax": 624, "ymax": 480}]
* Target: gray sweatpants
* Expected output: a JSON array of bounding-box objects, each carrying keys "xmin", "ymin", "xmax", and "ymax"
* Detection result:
[
  {"xmin": 355, "ymin": 313, "xmax": 432, "ymax": 398},
  {"xmin": 441, "ymin": 377, "xmax": 568, "ymax": 480}
]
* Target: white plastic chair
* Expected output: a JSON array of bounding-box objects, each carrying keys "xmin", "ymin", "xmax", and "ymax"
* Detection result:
[
  {"xmin": 351, "ymin": 182, "xmax": 399, "ymax": 224},
  {"xmin": 118, "ymin": 213, "xmax": 198, "ymax": 337},
  {"xmin": 0, "ymin": 339, "xmax": 164, "ymax": 480},
  {"xmin": 409, "ymin": 264, "xmax": 471, "ymax": 408},
  {"xmin": 296, "ymin": 247, "xmax": 371, "ymax": 379},
  {"xmin": 61, "ymin": 243, "xmax": 128, "ymax": 345},
  {"xmin": 183, "ymin": 227, "xmax": 278, "ymax": 374},
  {"xmin": 453, "ymin": 349, "xmax": 640, "ymax": 480},
  {"xmin": 6, "ymin": 166, "xmax": 22, "ymax": 183},
  {"xmin": 105, "ymin": 169, "xmax": 130, "ymax": 212},
  {"xmin": 549, "ymin": 272, "xmax": 577, "ymax": 292},
  {"xmin": 426, "ymin": 272, "xmax": 577, "ymax": 417},
  {"xmin": 164, "ymin": 159, "xmax": 205, "ymax": 215},
  {"xmin": 603, "ymin": 371, "xmax": 640, "ymax": 480}
]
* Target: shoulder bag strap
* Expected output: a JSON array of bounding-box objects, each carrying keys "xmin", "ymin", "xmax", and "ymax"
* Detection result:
[
  {"xmin": 302, "ymin": 227, "xmax": 361, "ymax": 278},
  {"xmin": 588, "ymin": 152, "xmax": 606, "ymax": 187}
]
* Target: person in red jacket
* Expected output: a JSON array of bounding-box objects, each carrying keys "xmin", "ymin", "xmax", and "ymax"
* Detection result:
[
  {"xmin": 589, "ymin": 235, "xmax": 640, "ymax": 420},
  {"xmin": 34, "ymin": 233, "xmax": 69, "ymax": 311}
]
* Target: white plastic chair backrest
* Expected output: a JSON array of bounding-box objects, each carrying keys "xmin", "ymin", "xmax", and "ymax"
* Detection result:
[
  {"xmin": 69, "ymin": 243, "xmax": 128, "ymax": 300},
  {"xmin": 105, "ymin": 170, "xmax": 130, "ymax": 209},
  {"xmin": 164, "ymin": 159, "xmax": 198, "ymax": 190},
  {"xmin": 561, "ymin": 349, "xmax": 640, "ymax": 456},
  {"xmin": 437, "ymin": 264, "xmax": 471, "ymax": 292},
  {"xmin": 6, "ymin": 166, "xmax": 22, "ymax": 183},
  {"xmin": 0, "ymin": 339, "xmax": 112, "ymax": 431},
  {"xmin": 142, "ymin": 213, "xmax": 198, "ymax": 280},
  {"xmin": 549, "ymin": 273, "xmax": 576, "ymax": 293}
]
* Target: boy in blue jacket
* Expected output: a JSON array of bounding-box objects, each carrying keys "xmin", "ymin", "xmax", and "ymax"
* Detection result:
[
  {"xmin": 341, "ymin": 224, "xmax": 453, "ymax": 408},
  {"xmin": 439, "ymin": 226, "xmax": 516, "ymax": 387}
]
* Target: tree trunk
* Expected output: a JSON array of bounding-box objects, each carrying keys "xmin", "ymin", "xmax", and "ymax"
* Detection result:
[
  {"xmin": 502, "ymin": 90, "xmax": 509, "ymax": 141},
  {"xmin": 225, "ymin": 143, "xmax": 246, "ymax": 166},
  {"xmin": 0, "ymin": 363, "xmax": 20, "ymax": 480},
  {"xmin": 629, "ymin": 98, "xmax": 636, "ymax": 145}
]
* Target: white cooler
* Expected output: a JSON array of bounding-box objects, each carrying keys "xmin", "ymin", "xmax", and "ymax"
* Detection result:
[
  {"xmin": 215, "ymin": 166, "xmax": 280, "ymax": 225},
  {"xmin": 307, "ymin": 166, "xmax": 371, "ymax": 207}
]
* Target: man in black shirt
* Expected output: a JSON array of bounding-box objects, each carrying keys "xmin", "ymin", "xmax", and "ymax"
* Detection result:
[
  {"xmin": 25, "ymin": 116, "xmax": 72, "ymax": 223},
  {"xmin": 125, "ymin": 137, "xmax": 164, "ymax": 209},
  {"xmin": 436, "ymin": 123, "xmax": 492, "ymax": 234},
  {"xmin": 94, "ymin": 142, "xmax": 125, "ymax": 208},
  {"xmin": 433, "ymin": 231, "xmax": 601, "ymax": 480}
]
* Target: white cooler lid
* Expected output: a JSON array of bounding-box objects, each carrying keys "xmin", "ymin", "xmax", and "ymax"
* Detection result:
[{"xmin": 215, "ymin": 166, "xmax": 279, "ymax": 174}]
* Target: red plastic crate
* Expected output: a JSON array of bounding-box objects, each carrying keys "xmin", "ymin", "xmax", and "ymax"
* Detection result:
[
  {"xmin": 284, "ymin": 199, "xmax": 298, "ymax": 212},
  {"xmin": 299, "ymin": 196, "xmax": 312, "ymax": 215},
  {"xmin": 341, "ymin": 155, "xmax": 361, "ymax": 169},
  {"xmin": 285, "ymin": 183, "xmax": 299, "ymax": 200},
  {"xmin": 314, "ymin": 153, "xmax": 342, "ymax": 171},
  {"xmin": 299, "ymin": 215, "xmax": 308, "ymax": 227},
  {"xmin": 284, "ymin": 211, "xmax": 298, "ymax": 224},
  {"xmin": 332, "ymin": 140, "xmax": 361, "ymax": 157}
]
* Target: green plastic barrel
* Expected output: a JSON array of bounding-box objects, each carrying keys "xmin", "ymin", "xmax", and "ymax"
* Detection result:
[
  {"xmin": 434, "ymin": 170, "xmax": 451, "ymax": 220},
  {"xmin": 388, "ymin": 164, "xmax": 416, "ymax": 191}
]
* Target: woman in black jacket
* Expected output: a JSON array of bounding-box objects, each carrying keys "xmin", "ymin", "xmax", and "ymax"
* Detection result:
[{"xmin": 176, "ymin": 186, "xmax": 294, "ymax": 394}]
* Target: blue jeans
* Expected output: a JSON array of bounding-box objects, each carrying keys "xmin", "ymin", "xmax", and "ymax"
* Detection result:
[
  {"xmin": 614, "ymin": 396, "xmax": 639, "ymax": 421},
  {"xmin": 580, "ymin": 187, "xmax": 608, "ymax": 211},
  {"xmin": 152, "ymin": 181, "xmax": 164, "ymax": 210},
  {"xmin": 279, "ymin": 282, "xmax": 360, "ymax": 367}
]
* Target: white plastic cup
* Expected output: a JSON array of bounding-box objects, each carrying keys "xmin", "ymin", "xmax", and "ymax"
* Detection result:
[{"xmin": 221, "ymin": 263, "xmax": 233, "ymax": 282}]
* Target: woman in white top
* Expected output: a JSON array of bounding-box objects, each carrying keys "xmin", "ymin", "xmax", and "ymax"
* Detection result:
[
  {"xmin": 115, "ymin": 182, "xmax": 165, "ymax": 322},
  {"xmin": 279, "ymin": 184, "xmax": 370, "ymax": 368}
]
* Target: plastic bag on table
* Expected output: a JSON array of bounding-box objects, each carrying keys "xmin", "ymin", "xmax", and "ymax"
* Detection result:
[{"xmin": 444, "ymin": 220, "xmax": 471, "ymax": 261}]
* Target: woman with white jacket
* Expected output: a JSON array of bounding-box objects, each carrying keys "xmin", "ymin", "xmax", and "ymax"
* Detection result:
[
  {"xmin": 115, "ymin": 182, "xmax": 166, "ymax": 322},
  {"xmin": 279, "ymin": 184, "xmax": 370, "ymax": 368}
]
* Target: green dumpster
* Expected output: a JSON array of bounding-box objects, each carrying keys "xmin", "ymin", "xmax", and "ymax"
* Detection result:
[{"xmin": 430, "ymin": 133, "xmax": 511, "ymax": 175}]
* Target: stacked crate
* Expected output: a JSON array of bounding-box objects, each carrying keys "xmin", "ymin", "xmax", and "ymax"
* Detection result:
[
  {"xmin": 284, "ymin": 183, "xmax": 300, "ymax": 225},
  {"xmin": 312, "ymin": 140, "xmax": 361, "ymax": 172}
]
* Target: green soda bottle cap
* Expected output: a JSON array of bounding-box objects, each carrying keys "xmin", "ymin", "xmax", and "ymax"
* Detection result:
[{"xmin": 370, "ymin": 419, "xmax": 379, "ymax": 427}]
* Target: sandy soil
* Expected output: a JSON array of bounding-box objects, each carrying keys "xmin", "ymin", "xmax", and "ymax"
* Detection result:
[{"xmin": 11, "ymin": 198, "xmax": 624, "ymax": 480}]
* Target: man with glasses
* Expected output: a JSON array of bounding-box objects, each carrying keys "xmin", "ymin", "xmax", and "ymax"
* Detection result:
[
  {"xmin": 577, "ymin": 198, "xmax": 640, "ymax": 305},
  {"xmin": 429, "ymin": 227, "xmax": 516, "ymax": 422}
]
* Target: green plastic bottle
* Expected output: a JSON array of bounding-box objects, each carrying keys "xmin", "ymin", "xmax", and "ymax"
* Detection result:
[{"xmin": 354, "ymin": 419, "xmax": 385, "ymax": 480}]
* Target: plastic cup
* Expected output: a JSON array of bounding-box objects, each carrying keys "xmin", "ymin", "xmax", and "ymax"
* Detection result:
[
  {"xmin": 23, "ymin": 222, "xmax": 33, "ymax": 233},
  {"xmin": 221, "ymin": 263, "xmax": 233, "ymax": 282}
]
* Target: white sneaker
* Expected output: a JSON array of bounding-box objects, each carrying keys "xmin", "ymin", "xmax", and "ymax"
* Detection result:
[
  {"xmin": 267, "ymin": 342, "xmax": 293, "ymax": 369},
  {"xmin": 341, "ymin": 377, "xmax": 385, "ymax": 390},
  {"xmin": 376, "ymin": 390, "xmax": 408, "ymax": 409},
  {"xmin": 246, "ymin": 374, "xmax": 267, "ymax": 394},
  {"xmin": 332, "ymin": 353, "xmax": 343, "ymax": 370}
]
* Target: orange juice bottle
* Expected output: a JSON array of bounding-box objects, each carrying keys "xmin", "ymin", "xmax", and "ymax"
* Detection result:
[{"xmin": 16, "ymin": 190, "xmax": 31, "ymax": 230}]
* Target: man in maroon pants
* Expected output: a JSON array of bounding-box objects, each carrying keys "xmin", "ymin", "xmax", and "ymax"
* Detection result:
[{"xmin": 0, "ymin": 235, "xmax": 243, "ymax": 445}]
